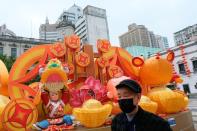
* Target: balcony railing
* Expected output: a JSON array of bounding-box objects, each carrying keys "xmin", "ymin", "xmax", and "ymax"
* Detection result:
[{"xmin": 0, "ymin": 35, "xmax": 56, "ymax": 44}]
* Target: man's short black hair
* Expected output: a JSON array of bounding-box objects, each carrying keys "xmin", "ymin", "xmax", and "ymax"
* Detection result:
[{"xmin": 116, "ymin": 79, "xmax": 141, "ymax": 93}]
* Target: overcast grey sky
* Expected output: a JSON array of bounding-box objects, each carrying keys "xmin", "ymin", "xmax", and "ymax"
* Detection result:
[{"xmin": 0, "ymin": 0, "xmax": 196, "ymax": 47}]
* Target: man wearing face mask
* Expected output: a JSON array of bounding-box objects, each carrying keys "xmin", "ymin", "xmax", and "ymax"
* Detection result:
[{"xmin": 111, "ymin": 79, "xmax": 172, "ymax": 131}]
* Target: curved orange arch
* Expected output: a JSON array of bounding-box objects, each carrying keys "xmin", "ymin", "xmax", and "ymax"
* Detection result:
[{"xmin": 8, "ymin": 45, "xmax": 49, "ymax": 99}]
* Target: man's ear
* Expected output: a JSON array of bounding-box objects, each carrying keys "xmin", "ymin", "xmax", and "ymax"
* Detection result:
[
  {"xmin": 166, "ymin": 51, "xmax": 174, "ymax": 62},
  {"xmin": 135, "ymin": 93, "xmax": 141, "ymax": 103},
  {"xmin": 132, "ymin": 57, "xmax": 144, "ymax": 67}
]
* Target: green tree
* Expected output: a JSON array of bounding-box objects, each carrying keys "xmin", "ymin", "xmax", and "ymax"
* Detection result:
[{"xmin": 0, "ymin": 54, "xmax": 16, "ymax": 72}]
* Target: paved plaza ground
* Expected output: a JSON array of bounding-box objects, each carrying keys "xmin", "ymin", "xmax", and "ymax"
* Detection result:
[{"xmin": 188, "ymin": 98, "xmax": 197, "ymax": 130}]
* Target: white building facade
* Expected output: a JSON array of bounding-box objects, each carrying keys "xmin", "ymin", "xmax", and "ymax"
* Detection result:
[
  {"xmin": 0, "ymin": 35, "xmax": 52, "ymax": 57},
  {"xmin": 159, "ymin": 41, "xmax": 197, "ymax": 94},
  {"xmin": 174, "ymin": 24, "xmax": 197, "ymax": 46},
  {"xmin": 75, "ymin": 5, "xmax": 110, "ymax": 52}
]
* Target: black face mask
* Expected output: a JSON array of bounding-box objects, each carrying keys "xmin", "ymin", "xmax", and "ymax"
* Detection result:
[{"xmin": 118, "ymin": 98, "xmax": 136, "ymax": 113}]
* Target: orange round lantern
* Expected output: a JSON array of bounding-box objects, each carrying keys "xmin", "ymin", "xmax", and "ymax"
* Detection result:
[
  {"xmin": 139, "ymin": 57, "xmax": 173, "ymax": 86},
  {"xmin": 97, "ymin": 56, "xmax": 109, "ymax": 68},
  {"xmin": 75, "ymin": 52, "xmax": 90, "ymax": 67},
  {"xmin": 97, "ymin": 39, "xmax": 111, "ymax": 53},
  {"xmin": 108, "ymin": 65, "xmax": 123, "ymax": 78},
  {"xmin": 65, "ymin": 35, "xmax": 80, "ymax": 49},
  {"xmin": 50, "ymin": 42, "xmax": 66, "ymax": 57}
]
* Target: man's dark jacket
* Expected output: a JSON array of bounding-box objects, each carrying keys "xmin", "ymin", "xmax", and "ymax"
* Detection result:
[{"xmin": 111, "ymin": 106, "xmax": 172, "ymax": 131}]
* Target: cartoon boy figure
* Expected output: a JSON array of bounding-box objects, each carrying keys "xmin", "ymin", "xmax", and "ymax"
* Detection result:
[{"xmin": 33, "ymin": 89, "xmax": 73, "ymax": 130}]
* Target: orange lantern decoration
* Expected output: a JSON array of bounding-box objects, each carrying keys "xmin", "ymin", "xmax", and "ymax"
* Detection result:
[
  {"xmin": 50, "ymin": 42, "xmax": 66, "ymax": 57},
  {"xmin": 65, "ymin": 35, "xmax": 80, "ymax": 50},
  {"xmin": 108, "ymin": 65, "xmax": 123, "ymax": 78},
  {"xmin": 97, "ymin": 56, "xmax": 109, "ymax": 68},
  {"xmin": 75, "ymin": 52, "xmax": 90, "ymax": 67},
  {"xmin": 97, "ymin": 39, "xmax": 111, "ymax": 53},
  {"xmin": 1, "ymin": 99, "xmax": 38, "ymax": 131},
  {"xmin": 179, "ymin": 44, "xmax": 191, "ymax": 77}
]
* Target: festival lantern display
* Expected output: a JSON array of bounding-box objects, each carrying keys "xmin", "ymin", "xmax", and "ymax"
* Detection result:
[{"xmin": 0, "ymin": 34, "xmax": 189, "ymax": 130}]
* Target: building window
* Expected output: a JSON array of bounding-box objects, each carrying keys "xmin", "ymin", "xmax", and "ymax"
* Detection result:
[
  {"xmin": 192, "ymin": 60, "xmax": 197, "ymax": 72},
  {"xmin": 11, "ymin": 48, "xmax": 17, "ymax": 57},
  {"xmin": 183, "ymin": 84, "xmax": 191, "ymax": 97},
  {"xmin": 178, "ymin": 63, "xmax": 186, "ymax": 74},
  {"xmin": 24, "ymin": 48, "xmax": 28, "ymax": 52},
  {"xmin": 0, "ymin": 47, "xmax": 3, "ymax": 55}
]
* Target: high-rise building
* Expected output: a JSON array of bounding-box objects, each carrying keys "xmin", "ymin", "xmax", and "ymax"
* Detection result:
[
  {"xmin": 0, "ymin": 24, "xmax": 16, "ymax": 36},
  {"xmin": 155, "ymin": 35, "xmax": 169, "ymax": 50},
  {"xmin": 75, "ymin": 5, "xmax": 110, "ymax": 51},
  {"xmin": 174, "ymin": 24, "xmax": 197, "ymax": 46},
  {"xmin": 39, "ymin": 4, "xmax": 82, "ymax": 41},
  {"xmin": 149, "ymin": 31, "xmax": 159, "ymax": 48},
  {"xmin": 119, "ymin": 23, "xmax": 151, "ymax": 48},
  {"xmin": 39, "ymin": 18, "xmax": 58, "ymax": 40},
  {"xmin": 75, "ymin": 16, "xmax": 87, "ymax": 43},
  {"xmin": 56, "ymin": 4, "xmax": 83, "ymax": 25},
  {"xmin": 39, "ymin": 5, "xmax": 110, "ymax": 51},
  {"xmin": 119, "ymin": 23, "xmax": 169, "ymax": 50}
]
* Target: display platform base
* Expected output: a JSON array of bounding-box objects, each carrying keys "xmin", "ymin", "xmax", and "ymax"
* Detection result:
[
  {"xmin": 164, "ymin": 109, "xmax": 195, "ymax": 131},
  {"xmin": 71, "ymin": 110, "xmax": 195, "ymax": 131},
  {"xmin": 69, "ymin": 125, "xmax": 111, "ymax": 131},
  {"xmin": 30, "ymin": 110, "xmax": 195, "ymax": 131}
]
